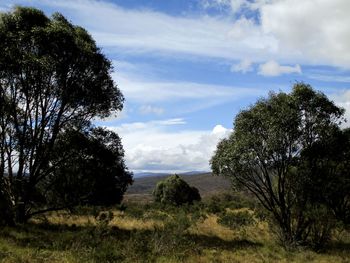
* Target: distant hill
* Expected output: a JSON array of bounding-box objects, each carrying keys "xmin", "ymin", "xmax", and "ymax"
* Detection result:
[
  {"xmin": 125, "ymin": 172, "xmax": 232, "ymax": 202},
  {"xmin": 133, "ymin": 171, "xmax": 207, "ymax": 178},
  {"xmin": 133, "ymin": 172, "xmax": 169, "ymax": 178}
]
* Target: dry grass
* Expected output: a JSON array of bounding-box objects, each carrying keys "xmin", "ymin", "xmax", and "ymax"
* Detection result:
[
  {"xmin": 1, "ymin": 206, "xmax": 349, "ymax": 263},
  {"xmin": 109, "ymin": 212, "xmax": 163, "ymax": 230}
]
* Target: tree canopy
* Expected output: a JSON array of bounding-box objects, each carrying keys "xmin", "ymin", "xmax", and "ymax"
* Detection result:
[
  {"xmin": 0, "ymin": 7, "xmax": 131, "ymax": 224},
  {"xmin": 153, "ymin": 174, "xmax": 201, "ymax": 206},
  {"xmin": 211, "ymin": 83, "xmax": 346, "ymax": 246}
]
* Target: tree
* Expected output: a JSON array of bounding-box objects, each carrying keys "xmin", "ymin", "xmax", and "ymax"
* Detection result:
[
  {"xmin": 153, "ymin": 174, "xmax": 201, "ymax": 206},
  {"xmin": 0, "ymin": 7, "xmax": 131, "ymax": 224},
  {"xmin": 297, "ymin": 128, "xmax": 350, "ymax": 226},
  {"xmin": 211, "ymin": 83, "xmax": 344, "ymax": 246},
  {"xmin": 32, "ymin": 127, "xmax": 133, "ymax": 216}
]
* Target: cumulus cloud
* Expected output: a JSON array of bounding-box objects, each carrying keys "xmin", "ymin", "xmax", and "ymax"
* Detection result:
[
  {"xmin": 231, "ymin": 58, "xmax": 254, "ymax": 73},
  {"xmin": 107, "ymin": 121, "xmax": 231, "ymax": 173},
  {"xmin": 261, "ymin": 0, "xmax": 350, "ymax": 68},
  {"xmin": 258, "ymin": 60, "xmax": 301, "ymax": 76}
]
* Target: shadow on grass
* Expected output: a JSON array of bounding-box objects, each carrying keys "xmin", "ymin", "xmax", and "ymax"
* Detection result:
[
  {"xmin": 1, "ymin": 221, "xmax": 349, "ymax": 258},
  {"xmin": 0, "ymin": 221, "xmax": 263, "ymax": 252},
  {"xmin": 0, "ymin": 222, "xmax": 139, "ymax": 251},
  {"xmin": 188, "ymin": 233, "xmax": 262, "ymax": 250},
  {"xmin": 325, "ymin": 241, "xmax": 350, "ymax": 254}
]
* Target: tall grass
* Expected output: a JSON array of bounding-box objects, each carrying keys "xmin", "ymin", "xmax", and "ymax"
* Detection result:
[{"xmin": 0, "ymin": 201, "xmax": 349, "ymax": 262}]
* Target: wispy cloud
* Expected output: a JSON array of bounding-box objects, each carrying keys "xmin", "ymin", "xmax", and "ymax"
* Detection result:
[
  {"xmin": 116, "ymin": 73, "xmax": 262, "ymax": 103},
  {"xmin": 139, "ymin": 105, "xmax": 164, "ymax": 115},
  {"xmin": 3, "ymin": 0, "xmax": 350, "ymax": 69},
  {"xmin": 231, "ymin": 58, "xmax": 254, "ymax": 73},
  {"xmin": 308, "ymin": 74, "xmax": 350, "ymax": 83}
]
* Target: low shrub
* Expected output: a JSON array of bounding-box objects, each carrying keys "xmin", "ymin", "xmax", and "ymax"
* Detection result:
[{"xmin": 218, "ymin": 210, "xmax": 255, "ymax": 229}]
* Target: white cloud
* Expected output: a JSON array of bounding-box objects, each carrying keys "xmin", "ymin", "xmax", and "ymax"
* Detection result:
[
  {"xmin": 0, "ymin": 0, "xmax": 277, "ymax": 64},
  {"xmin": 308, "ymin": 74, "xmax": 350, "ymax": 83},
  {"xmin": 258, "ymin": 60, "xmax": 301, "ymax": 76},
  {"xmin": 231, "ymin": 58, "xmax": 253, "ymax": 73},
  {"xmin": 117, "ymin": 74, "xmax": 261, "ymax": 102},
  {"xmin": 200, "ymin": 0, "xmax": 269, "ymax": 13},
  {"xmin": 139, "ymin": 105, "xmax": 164, "ymax": 115},
  {"xmin": 201, "ymin": 0, "xmax": 247, "ymax": 12},
  {"xmin": 112, "ymin": 118, "xmax": 186, "ymax": 133},
  {"xmin": 261, "ymin": 0, "xmax": 350, "ymax": 68},
  {"xmin": 107, "ymin": 121, "xmax": 231, "ymax": 173},
  {"xmin": 1, "ymin": 0, "xmax": 350, "ymax": 69}
]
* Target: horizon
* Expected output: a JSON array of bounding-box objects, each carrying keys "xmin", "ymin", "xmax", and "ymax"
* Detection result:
[{"xmin": 1, "ymin": 0, "xmax": 349, "ymax": 174}]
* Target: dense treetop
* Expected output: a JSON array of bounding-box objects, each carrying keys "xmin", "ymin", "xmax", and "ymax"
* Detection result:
[{"xmin": 0, "ymin": 7, "xmax": 131, "ymax": 225}]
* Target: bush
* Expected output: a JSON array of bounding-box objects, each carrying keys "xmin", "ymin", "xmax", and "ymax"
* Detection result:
[
  {"xmin": 206, "ymin": 192, "xmax": 258, "ymax": 214},
  {"xmin": 153, "ymin": 174, "xmax": 201, "ymax": 206},
  {"xmin": 307, "ymin": 205, "xmax": 337, "ymax": 250},
  {"xmin": 218, "ymin": 210, "xmax": 255, "ymax": 229}
]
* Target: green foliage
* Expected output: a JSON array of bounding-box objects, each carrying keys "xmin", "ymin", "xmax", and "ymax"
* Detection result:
[
  {"xmin": 218, "ymin": 210, "xmax": 255, "ymax": 229},
  {"xmin": 0, "ymin": 6, "xmax": 130, "ymax": 224},
  {"xmin": 124, "ymin": 203, "xmax": 145, "ymax": 219},
  {"xmin": 297, "ymin": 128, "xmax": 350, "ymax": 226},
  {"xmin": 45, "ymin": 127, "xmax": 133, "ymax": 208},
  {"xmin": 211, "ymin": 83, "xmax": 346, "ymax": 247},
  {"xmin": 307, "ymin": 205, "xmax": 337, "ymax": 250},
  {"xmin": 153, "ymin": 174, "xmax": 201, "ymax": 206},
  {"xmin": 206, "ymin": 192, "xmax": 258, "ymax": 214}
]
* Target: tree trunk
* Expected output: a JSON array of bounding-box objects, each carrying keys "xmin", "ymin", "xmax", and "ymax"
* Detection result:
[
  {"xmin": 15, "ymin": 203, "xmax": 28, "ymax": 224},
  {"xmin": 0, "ymin": 180, "xmax": 15, "ymax": 226}
]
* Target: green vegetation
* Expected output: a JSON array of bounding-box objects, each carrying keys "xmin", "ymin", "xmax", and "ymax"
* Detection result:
[
  {"xmin": 0, "ymin": 199, "xmax": 348, "ymax": 262},
  {"xmin": 212, "ymin": 83, "xmax": 349, "ymax": 248},
  {"xmin": 153, "ymin": 174, "xmax": 201, "ymax": 205},
  {"xmin": 0, "ymin": 6, "xmax": 131, "ymax": 225},
  {"xmin": 217, "ymin": 210, "xmax": 256, "ymax": 229},
  {"xmin": 0, "ymin": 5, "xmax": 349, "ymax": 263}
]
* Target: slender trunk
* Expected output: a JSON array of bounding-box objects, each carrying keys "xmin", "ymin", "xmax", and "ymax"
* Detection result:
[
  {"xmin": 0, "ymin": 178, "xmax": 15, "ymax": 226},
  {"xmin": 15, "ymin": 202, "xmax": 28, "ymax": 223}
]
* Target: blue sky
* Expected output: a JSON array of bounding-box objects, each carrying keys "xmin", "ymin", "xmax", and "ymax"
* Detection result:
[{"xmin": 1, "ymin": 0, "xmax": 350, "ymax": 173}]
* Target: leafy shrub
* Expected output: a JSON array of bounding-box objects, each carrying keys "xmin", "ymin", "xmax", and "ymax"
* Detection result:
[
  {"xmin": 124, "ymin": 204, "xmax": 145, "ymax": 219},
  {"xmin": 218, "ymin": 210, "xmax": 255, "ymax": 229},
  {"xmin": 307, "ymin": 205, "xmax": 337, "ymax": 250},
  {"xmin": 70, "ymin": 205, "xmax": 102, "ymax": 217},
  {"xmin": 206, "ymin": 192, "xmax": 258, "ymax": 214},
  {"xmin": 153, "ymin": 174, "xmax": 201, "ymax": 206}
]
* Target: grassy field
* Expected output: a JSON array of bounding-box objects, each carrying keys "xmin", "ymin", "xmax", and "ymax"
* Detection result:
[{"xmin": 0, "ymin": 201, "xmax": 349, "ymax": 263}]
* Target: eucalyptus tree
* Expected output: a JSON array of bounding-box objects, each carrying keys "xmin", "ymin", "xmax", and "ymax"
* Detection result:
[
  {"xmin": 0, "ymin": 7, "xmax": 131, "ymax": 224},
  {"xmin": 211, "ymin": 83, "xmax": 344, "ymax": 246}
]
